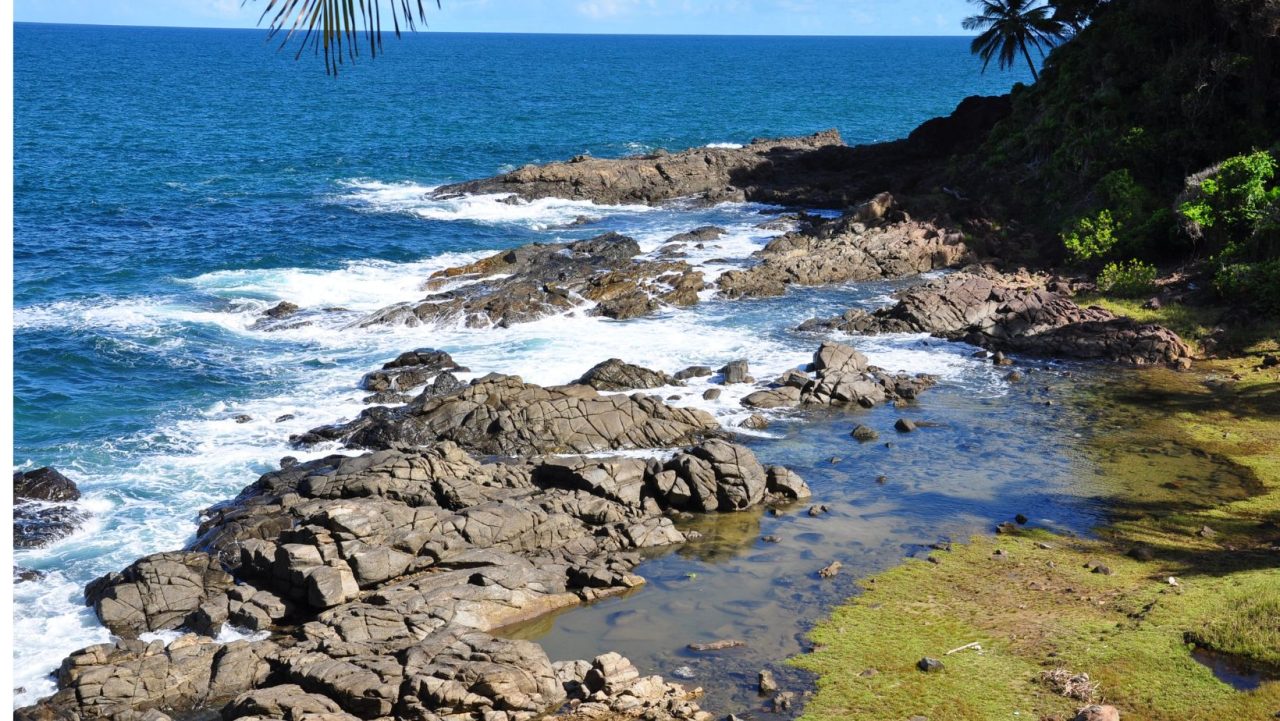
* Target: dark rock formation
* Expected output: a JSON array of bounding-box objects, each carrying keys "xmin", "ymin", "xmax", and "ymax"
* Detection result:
[
  {"xmin": 741, "ymin": 342, "xmax": 936, "ymax": 410},
  {"xmin": 14, "ymin": 467, "xmax": 88, "ymax": 549},
  {"xmin": 355, "ymin": 233, "xmax": 705, "ymax": 329},
  {"xmin": 800, "ymin": 269, "xmax": 1194, "ymax": 366},
  {"xmin": 434, "ymin": 131, "xmax": 855, "ymax": 207},
  {"xmin": 717, "ymin": 194, "xmax": 970, "ymax": 298},
  {"xmin": 21, "ymin": 431, "xmax": 795, "ymax": 721},
  {"xmin": 295, "ymin": 372, "xmax": 718, "ymax": 456},
  {"xmin": 576, "ymin": 358, "xmax": 680, "ymax": 391}
]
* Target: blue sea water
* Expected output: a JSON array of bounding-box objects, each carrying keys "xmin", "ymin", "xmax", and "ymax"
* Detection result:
[{"xmin": 13, "ymin": 23, "xmax": 1046, "ymax": 708}]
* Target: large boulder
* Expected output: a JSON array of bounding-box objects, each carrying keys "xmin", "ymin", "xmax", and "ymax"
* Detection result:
[
  {"xmin": 740, "ymin": 341, "xmax": 936, "ymax": 411},
  {"xmin": 575, "ymin": 359, "xmax": 680, "ymax": 391},
  {"xmin": 84, "ymin": 552, "xmax": 236, "ymax": 638},
  {"xmin": 14, "ymin": 467, "xmax": 81, "ymax": 502},
  {"xmin": 717, "ymin": 201, "xmax": 970, "ymax": 299},
  {"xmin": 14, "ymin": 467, "xmax": 88, "ymax": 549},
  {"xmin": 800, "ymin": 269, "xmax": 1194, "ymax": 366}
]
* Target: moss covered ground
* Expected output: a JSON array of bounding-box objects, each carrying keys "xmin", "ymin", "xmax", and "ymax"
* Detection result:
[{"xmin": 792, "ymin": 351, "xmax": 1280, "ymax": 721}]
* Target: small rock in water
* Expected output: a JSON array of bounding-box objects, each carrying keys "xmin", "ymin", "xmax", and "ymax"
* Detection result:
[
  {"xmin": 674, "ymin": 365, "xmax": 713, "ymax": 380},
  {"xmin": 1015, "ymin": 513, "xmax": 1029, "ymax": 525},
  {"xmin": 671, "ymin": 665, "xmax": 696, "ymax": 680},
  {"xmin": 688, "ymin": 639, "xmax": 746, "ymax": 652},
  {"xmin": 850, "ymin": 424, "xmax": 879, "ymax": 442},
  {"xmin": 875, "ymin": 475, "xmax": 887, "ymax": 484},
  {"xmin": 771, "ymin": 691, "xmax": 795, "ymax": 712},
  {"xmin": 758, "ymin": 669, "xmax": 778, "ymax": 694},
  {"xmin": 1006, "ymin": 370, "xmax": 1024, "ymax": 382},
  {"xmin": 828, "ymin": 456, "xmax": 842, "ymax": 464},
  {"xmin": 762, "ymin": 535, "xmax": 781, "ymax": 543},
  {"xmin": 279, "ymin": 456, "xmax": 298, "ymax": 469},
  {"xmin": 263, "ymin": 300, "xmax": 300, "ymax": 319},
  {"xmin": 740, "ymin": 413, "xmax": 769, "ymax": 430},
  {"xmin": 818, "ymin": 561, "xmax": 842, "ymax": 578},
  {"xmin": 702, "ymin": 388, "xmax": 722, "ymax": 401},
  {"xmin": 993, "ymin": 351, "xmax": 1014, "ymax": 366},
  {"xmin": 894, "ymin": 418, "xmax": 917, "ymax": 433},
  {"xmin": 274, "ymin": 414, "xmax": 295, "ymax": 423},
  {"xmin": 233, "ymin": 414, "xmax": 252, "ymax": 424},
  {"xmin": 808, "ymin": 504, "xmax": 830, "ymax": 517},
  {"xmin": 916, "ymin": 657, "xmax": 944, "ymax": 673},
  {"xmin": 718, "ymin": 359, "xmax": 752, "ymax": 385}
]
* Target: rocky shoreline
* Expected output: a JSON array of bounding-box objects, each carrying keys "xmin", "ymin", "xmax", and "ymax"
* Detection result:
[{"xmin": 18, "ymin": 133, "xmax": 1201, "ymax": 721}]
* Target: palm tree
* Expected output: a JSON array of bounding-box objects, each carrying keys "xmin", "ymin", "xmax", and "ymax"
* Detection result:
[
  {"xmin": 962, "ymin": 0, "xmax": 1066, "ymax": 82},
  {"xmin": 256, "ymin": 0, "xmax": 441, "ymax": 75}
]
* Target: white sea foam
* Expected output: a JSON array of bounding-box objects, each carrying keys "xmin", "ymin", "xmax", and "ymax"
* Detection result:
[
  {"xmin": 333, "ymin": 179, "xmax": 654, "ymax": 230},
  {"xmin": 704, "ymin": 142, "xmax": 744, "ymax": 149}
]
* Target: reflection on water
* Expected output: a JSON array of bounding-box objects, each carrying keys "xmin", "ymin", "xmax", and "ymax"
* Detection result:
[
  {"xmin": 1191, "ymin": 647, "xmax": 1277, "ymax": 691},
  {"xmin": 501, "ymin": 364, "xmax": 1121, "ymax": 716}
]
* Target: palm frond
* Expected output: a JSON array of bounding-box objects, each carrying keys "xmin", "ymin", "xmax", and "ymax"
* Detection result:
[{"xmin": 255, "ymin": 0, "xmax": 441, "ymax": 75}]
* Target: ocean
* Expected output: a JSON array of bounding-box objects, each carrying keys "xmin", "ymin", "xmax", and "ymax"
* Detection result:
[{"xmin": 13, "ymin": 23, "xmax": 1052, "ymax": 709}]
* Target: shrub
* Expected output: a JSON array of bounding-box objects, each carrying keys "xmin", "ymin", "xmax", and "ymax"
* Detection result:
[
  {"xmin": 1214, "ymin": 259, "xmax": 1280, "ymax": 313},
  {"xmin": 1063, "ymin": 209, "xmax": 1119, "ymax": 263},
  {"xmin": 1179, "ymin": 150, "xmax": 1280, "ymax": 258},
  {"xmin": 1096, "ymin": 259, "xmax": 1158, "ymax": 297}
]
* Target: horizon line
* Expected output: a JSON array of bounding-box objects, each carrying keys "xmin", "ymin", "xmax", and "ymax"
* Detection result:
[{"xmin": 13, "ymin": 20, "xmax": 975, "ymax": 38}]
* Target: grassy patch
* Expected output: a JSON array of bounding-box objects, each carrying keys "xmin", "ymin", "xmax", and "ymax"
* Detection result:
[
  {"xmin": 792, "ymin": 358, "xmax": 1280, "ymax": 720},
  {"xmin": 1076, "ymin": 294, "xmax": 1280, "ymax": 357}
]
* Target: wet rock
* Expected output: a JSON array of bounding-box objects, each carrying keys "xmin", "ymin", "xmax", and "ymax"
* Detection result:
[
  {"xmin": 895, "ymin": 418, "xmax": 918, "ymax": 433},
  {"xmin": 14, "ymin": 467, "xmax": 81, "ymax": 503},
  {"xmin": 851, "ymin": 424, "xmax": 879, "ymax": 442},
  {"xmin": 675, "ymin": 365, "xmax": 713, "ymax": 380},
  {"xmin": 916, "ymin": 657, "xmax": 944, "ymax": 673},
  {"xmin": 296, "ymin": 372, "xmax": 718, "ymax": 456},
  {"xmin": 359, "ymin": 348, "xmax": 466, "ymax": 394},
  {"xmin": 757, "ymin": 669, "xmax": 778, "ymax": 694},
  {"xmin": 808, "ymin": 504, "xmax": 830, "ymax": 517},
  {"xmin": 578, "ymin": 358, "xmax": 680, "ymax": 391},
  {"xmin": 263, "ymin": 301, "xmax": 300, "ymax": 319},
  {"xmin": 741, "ymin": 341, "xmax": 936, "ymax": 411},
  {"xmin": 813, "ymin": 341, "xmax": 868, "ymax": 375},
  {"xmin": 234, "ymin": 414, "xmax": 253, "ymax": 424},
  {"xmin": 356, "ymin": 233, "xmax": 705, "ymax": 328},
  {"xmin": 818, "ymin": 561, "xmax": 842, "ymax": 578},
  {"xmin": 1015, "ymin": 513, "xmax": 1029, "ymax": 525},
  {"xmin": 14, "ymin": 566, "xmax": 45, "ymax": 583},
  {"xmin": 274, "ymin": 414, "xmax": 295, "ymax": 423},
  {"xmin": 702, "ymin": 388, "xmax": 722, "ymax": 401},
  {"xmin": 687, "ymin": 639, "xmax": 746, "ymax": 652},
  {"xmin": 665, "ymin": 226, "xmax": 726, "ymax": 244},
  {"xmin": 718, "ymin": 201, "xmax": 970, "ymax": 298},
  {"xmin": 801, "ymin": 269, "xmax": 1192, "ymax": 366},
  {"xmin": 739, "ymin": 413, "xmax": 769, "ymax": 430},
  {"xmin": 765, "ymin": 466, "xmax": 811, "ymax": 500},
  {"xmin": 222, "ymin": 683, "xmax": 351, "ymax": 720},
  {"xmin": 14, "ymin": 503, "xmax": 89, "ymax": 549},
  {"xmin": 771, "ymin": 691, "xmax": 796, "ymax": 712},
  {"xmin": 718, "ymin": 360, "xmax": 752, "ymax": 385}
]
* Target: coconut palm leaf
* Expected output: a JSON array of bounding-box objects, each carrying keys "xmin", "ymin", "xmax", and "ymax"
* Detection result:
[
  {"xmin": 962, "ymin": 0, "xmax": 1066, "ymax": 82},
  {"xmin": 256, "ymin": 0, "xmax": 441, "ymax": 75}
]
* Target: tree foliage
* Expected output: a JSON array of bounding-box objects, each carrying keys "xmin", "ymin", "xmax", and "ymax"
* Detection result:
[
  {"xmin": 963, "ymin": 0, "xmax": 1067, "ymax": 81},
  {"xmin": 256, "ymin": 0, "xmax": 441, "ymax": 75}
]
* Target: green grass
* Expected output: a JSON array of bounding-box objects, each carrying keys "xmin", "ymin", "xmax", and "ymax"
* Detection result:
[
  {"xmin": 792, "ymin": 358, "xmax": 1280, "ymax": 720},
  {"xmin": 1076, "ymin": 294, "xmax": 1280, "ymax": 357}
]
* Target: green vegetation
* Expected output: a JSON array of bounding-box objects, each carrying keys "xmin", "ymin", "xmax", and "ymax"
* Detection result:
[
  {"xmin": 961, "ymin": 0, "xmax": 1280, "ymax": 309},
  {"xmin": 1095, "ymin": 258, "xmax": 1157, "ymax": 296},
  {"xmin": 253, "ymin": 0, "xmax": 441, "ymax": 75},
  {"xmin": 795, "ymin": 358, "xmax": 1280, "ymax": 720}
]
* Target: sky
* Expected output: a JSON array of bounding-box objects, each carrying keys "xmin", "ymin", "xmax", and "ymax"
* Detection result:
[{"xmin": 12, "ymin": 0, "xmax": 981, "ymax": 36}]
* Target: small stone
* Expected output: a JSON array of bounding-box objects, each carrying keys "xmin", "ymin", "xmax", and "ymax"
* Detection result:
[
  {"xmin": 829, "ymin": 456, "xmax": 842, "ymax": 464},
  {"xmin": 858, "ymin": 668, "xmax": 879, "ymax": 677},
  {"xmin": 274, "ymin": 414, "xmax": 295, "ymax": 423},
  {"xmin": 688, "ymin": 639, "xmax": 746, "ymax": 652},
  {"xmin": 875, "ymin": 475, "xmax": 887, "ymax": 484},
  {"xmin": 916, "ymin": 657, "xmax": 944, "ymax": 673},
  {"xmin": 894, "ymin": 418, "xmax": 917, "ymax": 433},
  {"xmin": 1092, "ymin": 564, "xmax": 1113, "ymax": 576},
  {"xmin": 740, "ymin": 413, "xmax": 769, "ymax": 430},
  {"xmin": 771, "ymin": 691, "xmax": 795, "ymax": 712},
  {"xmin": 818, "ymin": 561, "xmax": 842, "ymax": 578},
  {"xmin": 1197, "ymin": 525, "xmax": 1218, "ymax": 539},
  {"xmin": 808, "ymin": 504, "xmax": 829, "ymax": 517},
  {"xmin": 233, "ymin": 414, "xmax": 252, "ymax": 424},
  {"xmin": 671, "ymin": 665, "xmax": 696, "ymax": 680},
  {"xmin": 758, "ymin": 669, "xmax": 778, "ymax": 694},
  {"xmin": 851, "ymin": 424, "xmax": 879, "ymax": 442},
  {"xmin": 762, "ymin": 535, "xmax": 781, "ymax": 543},
  {"xmin": 1127, "ymin": 546, "xmax": 1155, "ymax": 562},
  {"xmin": 702, "ymin": 388, "xmax": 722, "ymax": 401},
  {"xmin": 1015, "ymin": 513, "xmax": 1029, "ymax": 525},
  {"xmin": 1006, "ymin": 370, "xmax": 1024, "ymax": 382}
]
